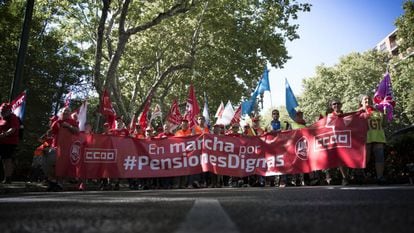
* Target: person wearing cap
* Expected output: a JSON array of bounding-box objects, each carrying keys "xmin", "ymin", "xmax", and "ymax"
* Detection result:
[
  {"xmin": 109, "ymin": 116, "xmax": 129, "ymax": 137},
  {"xmin": 0, "ymin": 103, "xmax": 20, "ymax": 184}
]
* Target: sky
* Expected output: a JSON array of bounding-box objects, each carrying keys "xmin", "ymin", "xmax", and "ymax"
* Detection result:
[{"xmin": 262, "ymin": 0, "xmax": 406, "ymax": 111}]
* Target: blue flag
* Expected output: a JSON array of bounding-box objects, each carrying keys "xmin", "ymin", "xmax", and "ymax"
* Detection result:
[
  {"xmin": 242, "ymin": 66, "xmax": 270, "ymax": 116},
  {"xmin": 242, "ymin": 87, "xmax": 259, "ymax": 116},
  {"xmin": 285, "ymin": 79, "xmax": 298, "ymax": 120},
  {"xmin": 256, "ymin": 66, "xmax": 270, "ymax": 95}
]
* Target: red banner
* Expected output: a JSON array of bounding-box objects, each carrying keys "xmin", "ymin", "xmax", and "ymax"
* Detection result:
[{"xmin": 56, "ymin": 114, "xmax": 368, "ymax": 178}]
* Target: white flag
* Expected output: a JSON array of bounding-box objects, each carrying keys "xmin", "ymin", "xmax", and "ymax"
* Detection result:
[
  {"xmin": 78, "ymin": 101, "xmax": 88, "ymax": 132},
  {"xmin": 214, "ymin": 101, "xmax": 224, "ymax": 118},
  {"xmin": 217, "ymin": 100, "xmax": 235, "ymax": 126},
  {"xmin": 202, "ymin": 92, "xmax": 210, "ymax": 126},
  {"xmin": 150, "ymin": 104, "xmax": 162, "ymax": 122}
]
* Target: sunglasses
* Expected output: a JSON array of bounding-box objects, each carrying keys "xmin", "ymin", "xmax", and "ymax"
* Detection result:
[{"xmin": 332, "ymin": 102, "xmax": 342, "ymax": 106}]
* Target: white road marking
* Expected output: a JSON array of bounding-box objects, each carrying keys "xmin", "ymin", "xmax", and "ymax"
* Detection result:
[{"xmin": 175, "ymin": 198, "xmax": 239, "ymax": 233}]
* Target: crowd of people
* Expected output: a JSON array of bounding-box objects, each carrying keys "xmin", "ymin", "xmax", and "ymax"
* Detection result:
[{"xmin": 0, "ymin": 94, "xmax": 389, "ymax": 191}]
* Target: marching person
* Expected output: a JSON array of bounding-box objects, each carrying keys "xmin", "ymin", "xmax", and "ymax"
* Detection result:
[
  {"xmin": 47, "ymin": 107, "xmax": 79, "ymax": 191},
  {"xmin": 326, "ymin": 98, "xmax": 349, "ymax": 185},
  {"xmin": 0, "ymin": 103, "xmax": 20, "ymax": 184},
  {"xmin": 358, "ymin": 94, "xmax": 387, "ymax": 184},
  {"xmin": 226, "ymin": 123, "xmax": 245, "ymax": 187},
  {"xmin": 193, "ymin": 115, "xmax": 210, "ymax": 135},
  {"xmin": 174, "ymin": 119, "xmax": 192, "ymax": 188},
  {"xmin": 210, "ymin": 123, "xmax": 224, "ymax": 188}
]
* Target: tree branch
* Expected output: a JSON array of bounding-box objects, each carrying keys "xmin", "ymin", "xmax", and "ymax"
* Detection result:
[{"xmin": 126, "ymin": 0, "xmax": 196, "ymax": 35}]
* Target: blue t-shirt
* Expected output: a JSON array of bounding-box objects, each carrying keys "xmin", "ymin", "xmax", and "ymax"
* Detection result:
[{"xmin": 271, "ymin": 120, "xmax": 281, "ymax": 131}]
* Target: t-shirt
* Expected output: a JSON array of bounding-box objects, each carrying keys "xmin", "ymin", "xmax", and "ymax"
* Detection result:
[
  {"xmin": 366, "ymin": 111, "xmax": 386, "ymax": 143},
  {"xmin": 175, "ymin": 129, "xmax": 192, "ymax": 137},
  {"xmin": 0, "ymin": 113, "xmax": 20, "ymax": 145},
  {"xmin": 193, "ymin": 125, "xmax": 210, "ymax": 135},
  {"xmin": 291, "ymin": 122, "xmax": 306, "ymax": 130},
  {"xmin": 270, "ymin": 120, "xmax": 281, "ymax": 131}
]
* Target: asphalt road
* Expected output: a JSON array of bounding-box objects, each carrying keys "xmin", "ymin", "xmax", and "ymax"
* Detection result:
[{"xmin": 0, "ymin": 185, "xmax": 413, "ymax": 233}]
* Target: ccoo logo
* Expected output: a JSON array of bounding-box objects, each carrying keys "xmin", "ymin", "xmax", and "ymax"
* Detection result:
[
  {"xmin": 295, "ymin": 137, "xmax": 309, "ymax": 160},
  {"xmin": 70, "ymin": 140, "xmax": 82, "ymax": 165}
]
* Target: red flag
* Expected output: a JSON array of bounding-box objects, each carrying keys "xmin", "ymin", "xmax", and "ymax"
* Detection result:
[
  {"xmin": 231, "ymin": 105, "xmax": 242, "ymax": 124},
  {"xmin": 100, "ymin": 89, "xmax": 115, "ymax": 116},
  {"xmin": 166, "ymin": 99, "xmax": 182, "ymax": 128},
  {"xmin": 100, "ymin": 89, "xmax": 116, "ymax": 128},
  {"xmin": 184, "ymin": 85, "xmax": 200, "ymax": 128},
  {"xmin": 138, "ymin": 98, "xmax": 151, "ymax": 129},
  {"xmin": 128, "ymin": 114, "xmax": 136, "ymax": 133},
  {"xmin": 11, "ymin": 90, "xmax": 26, "ymax": 121}
]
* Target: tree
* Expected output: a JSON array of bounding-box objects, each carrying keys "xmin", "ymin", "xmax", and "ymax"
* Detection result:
[
  {"xmin": 300, "ymin": 51, "xmax": 389, "ymax": 123},
  {"xmin": 394, "ymin": 0, "xmax": 414, "ymax": 123},
  {"xmin": 0, "ymin": 1, "xmax": 89, "ymax": 179},
  {"xmin": 395, "ymin": 0, "xmax": 414, "ymax": 55},
  {"xmin": 300, "ymin": 50, "xmax": 413, "ymax": 136},
  {"xmin": 44, "ymin": 0, "xmax": 311, "ymax": 121}
]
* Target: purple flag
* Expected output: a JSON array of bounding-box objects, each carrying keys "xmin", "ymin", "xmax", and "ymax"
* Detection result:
[{"xmin": 373, "ymin": 72, "xmax": 395, "ymax": 121}]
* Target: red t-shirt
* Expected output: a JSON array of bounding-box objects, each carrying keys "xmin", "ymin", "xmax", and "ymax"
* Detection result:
[
  {"xmin": 51, "ymin": 118, "xmax": 78, "ymax": 147},
  {"xmin": 0, "ymin": 114, "xmax": 20, "ymax": 145}
]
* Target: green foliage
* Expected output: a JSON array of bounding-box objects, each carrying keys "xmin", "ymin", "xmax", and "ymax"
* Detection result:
[
  {"xmin": 42, "ymin": 0, "xmax": 311, "ymax": 119},
  {"xmin": 301, "ymin": 51, "xmax": 387, "ymax": 122},
  {"xmin": 0, "ymin": 0, "xmax": 90, "ymax": 179},
  {"xmin": 390, "ymin": 55, "xmax": 414, "ymax": 124},
  {"xmin": 300, "ymin": 50, "xmax": 414, "ymax": 137},
  {"xmin": 395, "ymin": 0, "xmax": 414, "ymax": 54}
]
